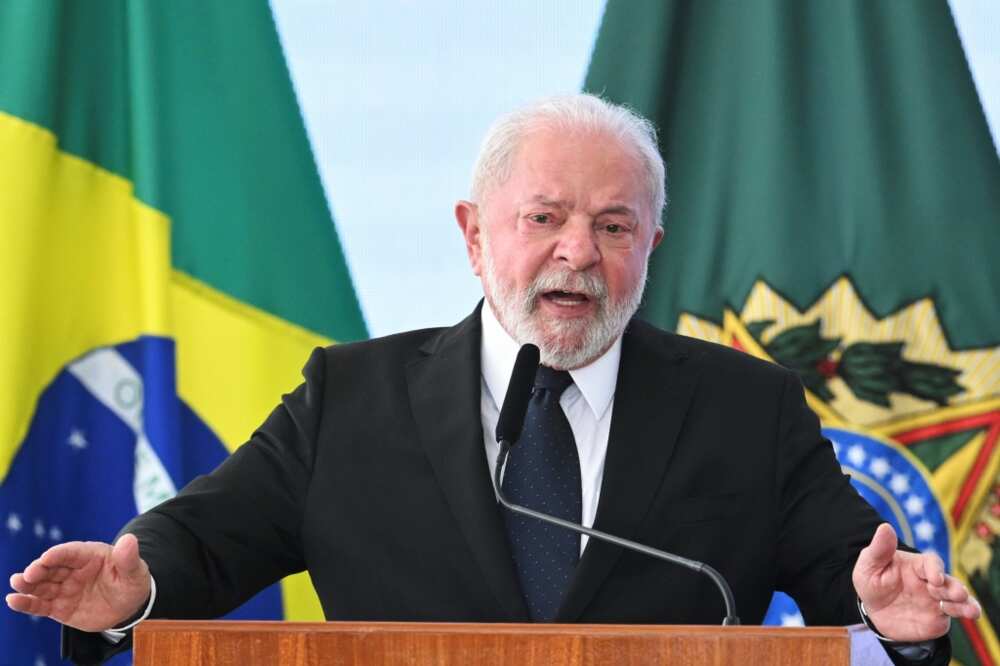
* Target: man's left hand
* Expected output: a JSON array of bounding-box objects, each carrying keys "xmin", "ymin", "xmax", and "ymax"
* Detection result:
[{"xmin": 853, "ymin": 523, "xmax": 981, "ymax": 642}]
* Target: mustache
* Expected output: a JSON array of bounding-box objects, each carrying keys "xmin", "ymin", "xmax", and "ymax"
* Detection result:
[{"xmin": 524, "ymin": 269, "xmax": 608, "ymax": 304}]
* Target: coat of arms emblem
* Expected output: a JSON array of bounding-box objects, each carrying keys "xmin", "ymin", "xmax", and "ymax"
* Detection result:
[{"xmin": 679, "ymin": 277, "xmax": 1000, "ymax": 661}]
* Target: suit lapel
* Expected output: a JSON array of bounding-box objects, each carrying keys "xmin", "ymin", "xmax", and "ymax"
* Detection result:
[
  {"xmin": 405, "ymin": 308, "xmax": 529, "ymax": 620},
  {"xmin": 558, "ymin": 321, "xmax": 701, "ymax": 621}
]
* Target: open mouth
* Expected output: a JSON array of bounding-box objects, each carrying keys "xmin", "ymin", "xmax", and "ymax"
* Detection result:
[{"xmin": 542, "ymin": 290, "xmax": 592, "ymax": 306}]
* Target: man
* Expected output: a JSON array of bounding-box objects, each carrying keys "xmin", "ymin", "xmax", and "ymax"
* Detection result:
[{"xmin": 7, "ymin": 95, "xmax": 980, "ymax": 664}]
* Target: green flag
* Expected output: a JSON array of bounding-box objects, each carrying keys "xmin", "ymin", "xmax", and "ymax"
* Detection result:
[
  {"xmin": 0, "ymin": 2, "xmax": 365, "ymax": 660},
  {"xmin": 586, "ymin": 1, "xmax": 1000, "ymax": 663}
]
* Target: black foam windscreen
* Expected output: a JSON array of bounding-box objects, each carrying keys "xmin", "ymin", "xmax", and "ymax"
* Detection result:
[{"xmin": 495, "ymin": 344, "xmax": 540, "ymax": 444}]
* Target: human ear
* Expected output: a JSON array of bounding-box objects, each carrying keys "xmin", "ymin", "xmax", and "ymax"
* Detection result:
[
  {"xmin": 650, "ymin": 225, "xmax": 665, "ymax": 251},
  {"xmin": 455, "ymin": 200, "xmax": 484, "ymax": 276}
]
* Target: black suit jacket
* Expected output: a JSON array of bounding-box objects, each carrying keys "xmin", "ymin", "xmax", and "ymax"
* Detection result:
[{"xmin": 63, "ymin": 309, "xmax": 947, "ymax": 664}]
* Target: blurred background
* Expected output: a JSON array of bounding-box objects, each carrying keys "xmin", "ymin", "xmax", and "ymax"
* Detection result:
[
  {"xmin": 270, "ymin": 0, "xmax": 1000, "ymax": 336},
  {"xmin": 1, "ymin": 1, "xmax": 998, "ymax": 664}
]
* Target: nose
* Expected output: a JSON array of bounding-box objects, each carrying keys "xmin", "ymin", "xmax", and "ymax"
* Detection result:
[{"xmin": 554, "ymin": 219, "xmax": 601, "ymax": 271}]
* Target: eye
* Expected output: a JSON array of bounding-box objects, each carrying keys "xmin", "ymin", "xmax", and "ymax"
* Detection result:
[
  {"xmin": 528, "ymin": 213, "xmax": 551, "ymax": 224},
  {"xmin": 603, "ymin": 221, "xmax": 633, "ymax": 235}
]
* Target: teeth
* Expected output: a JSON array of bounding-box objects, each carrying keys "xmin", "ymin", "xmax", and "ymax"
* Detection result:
[{"xmin": 548, "ymin": 292, "xmax": 587, "ymax": 305}]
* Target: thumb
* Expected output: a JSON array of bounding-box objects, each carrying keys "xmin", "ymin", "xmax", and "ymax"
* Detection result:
[
  {"xmin": 111, "ymin": 534, "xmax": 145, "ymax": 578},
  {"xmin": 857, "ymin": 523, "xmax": 898, "ymax": 575}
]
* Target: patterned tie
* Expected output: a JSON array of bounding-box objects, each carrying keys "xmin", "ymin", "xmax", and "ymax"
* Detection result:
[{"xmin": 502, "ymin": 365, "xmax": 582, "ymax": 621}]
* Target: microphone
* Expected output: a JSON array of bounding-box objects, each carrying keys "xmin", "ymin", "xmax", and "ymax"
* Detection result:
[
  {"xmin": 495, "ymin": 343, "xmax": 540, "ymax": 444},
  {"xmin": 494, "ymin": 344, "xmax": 740, "ymax": 626}
]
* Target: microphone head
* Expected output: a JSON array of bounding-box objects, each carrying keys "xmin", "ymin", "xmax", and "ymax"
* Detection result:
[{"xmin": 495, "ymin": 344, "xmax": 540, "ymax": 444}]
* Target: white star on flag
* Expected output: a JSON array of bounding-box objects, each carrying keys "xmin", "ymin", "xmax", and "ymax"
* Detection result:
[
  {"xmin": 67, "ymin": 429, "xmax": 88, "ymax": 450},
  {"xmin": 889, "ymin": 473, "xmax": 910, "ymax": 495},
  {"xmin": 869, "ymin": 457, "xmax": 890, "ymax": 479},
  {"xmin": 915, "ymin": 520, "xmax": 936, "ymax": 542},
  {"xmin": 847, "ymin": 445, "xmax": 866, "ymax": 466},
  {"xmin": 48, "ymin": 526, "xmax": 62, "ymax": 541},
  {"xmin": 33, "ymin": 519, "xmax": 45, "ymax": 539},
  {"xmin": 780, "ymin": 611, "xmax": 805, "ymax": 626},
  {"xmin": 904, "ymin": 495, "xmax": 925, "ymax": 517},
  {"xmin": 6, "ymin": 513, "xmax": 22, "ymax": 534}
]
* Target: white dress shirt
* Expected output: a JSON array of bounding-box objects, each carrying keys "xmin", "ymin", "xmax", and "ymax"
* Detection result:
[{"xmin": 479, "ymin": 301, "xmax": 621, "ymax": 554}]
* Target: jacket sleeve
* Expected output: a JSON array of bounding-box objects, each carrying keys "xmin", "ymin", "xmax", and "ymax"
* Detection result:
[
  {"xmin": 61, "ymin": 347, "xmax": 328, "ymax": 664},
  {"xmin": 774, "ymin": 371, "xmax": 881, "ymax": 622},
  {"xmin": 773, "ymin": 372, "xmax": 950, "ymax": 665}
]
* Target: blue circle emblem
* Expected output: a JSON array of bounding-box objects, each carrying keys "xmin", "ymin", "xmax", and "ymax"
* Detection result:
[
  {"xmin": 826, "ymin": 427, "xmax": 950, "ymax": 568},
  {"xmin": 764, "ymin": 426, "xmax": 950, "ymax": 626}
]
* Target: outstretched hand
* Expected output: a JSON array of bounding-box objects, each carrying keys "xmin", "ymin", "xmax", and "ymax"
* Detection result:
[
  {"xmin": 6, "ymin": 534, "xmax": 151, "ymax": 633},
  {"xmin": 853, "ymin": 523, "xmax": 980, "ymax": 642}
]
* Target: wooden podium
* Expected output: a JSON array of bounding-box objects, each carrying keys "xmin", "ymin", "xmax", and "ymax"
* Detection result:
[{"xmin": 134, "ymin": 620, "xmax": 892, "ymax": 665}]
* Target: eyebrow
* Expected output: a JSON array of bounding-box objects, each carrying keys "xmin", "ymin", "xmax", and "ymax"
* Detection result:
[
  {"xmin": 525, "ymin": 196, "xmax": 637, "ymax": 218},
  {"xmin": 596, "ymin": 204, "xmax": 637, "ymax": 217},
  {"xmin": 526, "ymin": 195, "xmax": 569, "ymax": 208}
]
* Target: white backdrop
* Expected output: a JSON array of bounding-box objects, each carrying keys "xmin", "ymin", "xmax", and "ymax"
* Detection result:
[{"xmin": 271, "ymin": 0, "xmax": 1000, "ymax": 338}]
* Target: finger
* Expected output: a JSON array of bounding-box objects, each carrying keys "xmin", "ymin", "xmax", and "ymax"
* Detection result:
[
  {"xmin": 9, "ymin": 573, "xmax": 38, "ymax": 595},
  {"xmin": 915, "ymin": 551, "xmax": 946, "ymax": 586},
  {"xmin": 940, "ymin": 576, "xmax": 969, "ymax": 603},
  {"xmin": 21, "ymin": 565, "xmax": 75, "ymax": 588},
  {"xmin": 21, "ymin": 559, "xmax": 53, "ymax": 584},
  {"xmin": 941, "ymin": 597, "xmax": 982, "ymax": 620},
  {"xmin": 23, "ymin": 581, "xmax": 63, "ymax": 601},
  {"xmin": 928, "ymin": 575, "xmax": 969, "ymax": 604},
  {"xmin": 11, "ymin": 572, "xmax": 78, "ymax": 600},
  {"xmin": 38, "ymin": 541, "xmax": 104, "ymax": 570},
  {"xmin": 111, "ymin": 534, "xmax": 144, "ymax": 577},
  {"xmin": 10, "ymin": 574, "xmax": 48, "ymax": 594},
  {"xmin": 47, "ymin": 567, "xmax": 74, "ymax": 584},
  {"xmin": 5, "ymin": 593, "xmax": 52, "ymax": 617},
  {"xmin": 857, "ymin": 523, "xmax": 898, "ymax": 574}
]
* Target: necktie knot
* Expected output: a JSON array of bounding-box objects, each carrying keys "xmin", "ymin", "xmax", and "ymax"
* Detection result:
[{"xmin": 534, "ymin": 366, "xmax": 573, "ymax": 396}]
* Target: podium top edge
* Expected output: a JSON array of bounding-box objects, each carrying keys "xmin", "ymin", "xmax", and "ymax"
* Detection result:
[{"xmin": 136, "ymin": 620, "xmax": 855, "ymax": 639}]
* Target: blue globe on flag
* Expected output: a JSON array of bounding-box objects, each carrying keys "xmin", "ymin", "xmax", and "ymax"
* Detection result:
[
  {"xmin": 0, "ymin": 337, "xmax": 283, "ymax": 666},
  {"xmin": 764, "ymin": 427, "xmax": 951, "ymax": 627}
]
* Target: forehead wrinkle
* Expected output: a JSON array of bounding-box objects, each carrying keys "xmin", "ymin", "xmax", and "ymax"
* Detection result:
[
  {"xmin": 522, "ymin": 195, "xmax": 636, "ymax": 214},
  {"xmin": 525, "ymin": 194, "xmax": 569, "ymax": 208}
]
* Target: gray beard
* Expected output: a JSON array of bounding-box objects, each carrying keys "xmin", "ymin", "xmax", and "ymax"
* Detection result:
[{"xmin": 480, "ymin": 233, "xmax": 647, "ymax": 370}]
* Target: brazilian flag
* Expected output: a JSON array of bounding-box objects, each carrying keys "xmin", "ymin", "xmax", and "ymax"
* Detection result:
[
  {"xmin": 586, "ymin": 1, "xmax": 1000, "ymax": 664},
  {"xmin": 0, "ymin": 2, "xmax": 366, "ymax": 664}
]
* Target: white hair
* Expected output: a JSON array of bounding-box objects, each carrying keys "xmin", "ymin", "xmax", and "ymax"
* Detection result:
[{"xmin": 470, "ymin": 93, "xmax": 666, "ymax": 227}]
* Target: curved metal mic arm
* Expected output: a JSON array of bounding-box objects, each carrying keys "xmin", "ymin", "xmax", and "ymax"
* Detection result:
[{"xmin": 495, "ymin": 440, "xmax": 740, "ymax": 626}]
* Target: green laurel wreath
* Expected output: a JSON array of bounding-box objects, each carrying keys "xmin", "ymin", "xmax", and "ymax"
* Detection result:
[{"xmin": 746, "ymin": 320, "xmax": 964, "ymax": 407}]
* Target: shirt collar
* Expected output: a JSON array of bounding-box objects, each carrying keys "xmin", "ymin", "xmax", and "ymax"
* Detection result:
[{"xmin": 480, "ymin": 301, "xmax": 620, "ymax": 420}]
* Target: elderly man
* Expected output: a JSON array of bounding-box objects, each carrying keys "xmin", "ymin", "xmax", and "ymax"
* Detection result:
[{"xmin": 7, "ymin": 95, "xmax": 979, "ymax": 664}]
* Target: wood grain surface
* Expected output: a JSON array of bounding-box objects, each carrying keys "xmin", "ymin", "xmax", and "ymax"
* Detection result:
[{"xmin": 134, "ymin": 620, "xmax": 890, "ymax": 665}]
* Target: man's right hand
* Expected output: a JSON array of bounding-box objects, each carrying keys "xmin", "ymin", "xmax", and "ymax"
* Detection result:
[{"xmin": 6, "ymin": 534, "xmax": 151, "ymax": 632}]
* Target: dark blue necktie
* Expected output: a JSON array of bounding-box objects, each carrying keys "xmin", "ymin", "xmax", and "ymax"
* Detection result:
[{"xmin": 502, "ymin": 366, "xmax": 581, "ymax": 621}]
